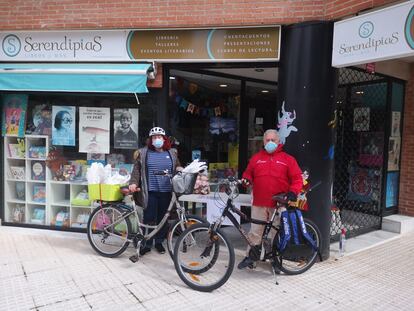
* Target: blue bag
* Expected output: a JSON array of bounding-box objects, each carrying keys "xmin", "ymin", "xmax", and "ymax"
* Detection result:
[{"xmin": 277, "ymin": 209, "xmax": 317, "ymax": 253}]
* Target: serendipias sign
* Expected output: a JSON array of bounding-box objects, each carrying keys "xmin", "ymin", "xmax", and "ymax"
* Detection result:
[
  {"xmin": 332, "ymin": 1, "xmax": 414, "ymax": 67},
  {"xmin": 0, "ymin": 27, "xmax": 280, "ymax": 62}
]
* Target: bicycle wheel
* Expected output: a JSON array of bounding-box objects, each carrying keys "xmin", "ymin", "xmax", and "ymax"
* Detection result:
[
  {"xmin": 87, "ymin": 205, "xmax": 131, "ymax": 257},
  {"xmin": 273, "ymin": 218, "xmax": 321, "ymax": 275},
  {"xmin": 167, "ymin": 215, "xmax": 205, "ymax": 259},
  {"xmin": 173, "ymin": 223, "xmax": 235, "ymax": 292}
]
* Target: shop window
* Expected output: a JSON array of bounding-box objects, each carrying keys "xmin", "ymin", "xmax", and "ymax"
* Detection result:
[
  {"xmin": 2, "ymin": 92, "xmax": 156, "ymax": 228},
  {"xmin": 168, "ymin": 70, "xmax": 241, "ymax": 186}
]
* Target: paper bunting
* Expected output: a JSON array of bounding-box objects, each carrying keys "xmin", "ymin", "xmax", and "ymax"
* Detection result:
[
  {"xmin": 179, "ymin": 99, "xmax": 189, "ymax": 109},
  {"xmin": 187, "ymin": 103, "xmax": 195, "ymax": 113}
]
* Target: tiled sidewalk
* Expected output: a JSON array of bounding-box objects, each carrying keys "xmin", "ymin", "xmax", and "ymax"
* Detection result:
[{"xmin": 0, "ymin": 226, "xmax": 413, "ymax": 311}]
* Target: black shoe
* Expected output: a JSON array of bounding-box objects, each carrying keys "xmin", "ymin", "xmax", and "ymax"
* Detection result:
[
  {"xmin": 237, "ymin": 256, "xmax": 255, "ymax": 270},
  {"xmin": 154, "ymin": 243, "xmax": 166, "ymax": 254},
  {"xmin": 139, "ymin": 246, "xmax": 151, "ymax": 256}
]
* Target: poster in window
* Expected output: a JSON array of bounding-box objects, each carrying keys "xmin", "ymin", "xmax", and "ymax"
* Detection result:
[
  {"xmin": 26, "ymin": 104, "xmax": 52, "ymax": 135},
  {"xmin": 52, "ymin": 106, "xmax": 76, "ymax": 146},
  {"xmin": 386, "ymin": 172, "xmax": 399, "ymax": 208},
  {"xmin": 79, "ymin": 107, "xmax": 110, "ymax": 154},
  {"xmin": 388, "ymin": 136, "xmax": 401, "ymax": 171},
  {"xmin": 391, "ymin": 111, "xmax": 401, "ymax": 137},
  {"xmin": 2, "ymin": 94, "xmax": 28, "ymax": 137},
  {"xmin": 113, "ymin": 109, "xmax": 138, "ymax": 149},
  {"xmin": 358, "ymin": 132, "xmax": 384, "ymax": 166},
  {"xmin": 353, "ymin": 107, "xmax": 370, "ymax": 131}
]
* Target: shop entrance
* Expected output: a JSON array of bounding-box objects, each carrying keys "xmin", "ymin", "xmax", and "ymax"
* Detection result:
[
  {"xmin": 167, "ymin": 65, "xmax": 278, "ymax": 188},
  {"xmin": 331, "ymin": 67, "xmax": 404, "ymax": 240}
]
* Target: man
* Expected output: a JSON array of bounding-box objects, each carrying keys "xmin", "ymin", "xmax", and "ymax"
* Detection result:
[
  {"xmin": 114, "ymin": 111, "xmax": 138, "ymax": 148},
  {"xmin": 238, "ymin": 129, "xmax": 303, "ymax": 269}
]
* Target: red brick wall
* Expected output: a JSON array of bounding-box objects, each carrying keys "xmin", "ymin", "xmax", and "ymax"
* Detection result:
[
  {"xmin": 325, "ymin": 0, "xmax": 400, "ymax": 19},
  {"xmin": 399, "ymin": 64, "xmax": 414, "ymax": 217},
  {"xmin": 0, "ymin": 0, "xmax": 401, "ymax": 31}
]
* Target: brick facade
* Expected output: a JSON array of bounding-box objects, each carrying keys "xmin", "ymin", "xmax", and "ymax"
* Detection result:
[
  {"xmin": 0, "ymin": 0, "xmax": 401, "ymax": 30},
  {"xmin": 0, "ymin": 0, "xmax": 412, "ymax": 216},
  {"xmin": 399, "ymin": 64, "xmax": 414, "ymax": 217}
]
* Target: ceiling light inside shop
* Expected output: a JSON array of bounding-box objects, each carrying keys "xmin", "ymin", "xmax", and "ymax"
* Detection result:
[
  {"xmin": 261, "ymin": 90, "xmax": 269, "ymax": 93},
  {"xmin": 170, "ymin": 76, "xmax": 176, "ymax": 80},
  {"xmin": 355, "ymin": 91, "xmax": 364, "ymax": 95},
  {"xmin": 219, "ymin": 84, "xmax": 228, "ymax": 88}
]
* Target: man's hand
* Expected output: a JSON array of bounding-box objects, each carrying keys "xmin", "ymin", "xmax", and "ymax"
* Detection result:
[
  {"xmin": 286, "ymin": 191, "xmax": 297, "ymax": 202},
  {"xmin": 129, "ymin": 184, "xmax": 141, "ymax": 193},
  {"xmin": 241, "ymin": 178, "xmax": 251, "ymax": 187}
]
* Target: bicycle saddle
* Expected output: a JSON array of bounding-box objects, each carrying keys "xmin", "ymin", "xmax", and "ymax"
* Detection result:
[{"xmin": 272, "ymin": 193, "xmax": 288, "ymax": 204}]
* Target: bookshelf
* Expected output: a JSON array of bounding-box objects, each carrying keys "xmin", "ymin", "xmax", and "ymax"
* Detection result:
[{"xmin": 3, "ymin": 134, "xmax": 93, "ymax": 229}]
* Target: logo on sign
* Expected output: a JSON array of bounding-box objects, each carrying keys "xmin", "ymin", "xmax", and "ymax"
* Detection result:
[
  {"xmin": 405, "ymin": 5, "xmax": 414, "ymax": 49},
  {"xmin": 2, "ymin": 34, "xmax": 21, "ymax": 57},
  {"xmin": 359, "ymin": 21, "xmax": 374, "ymax": 38}
]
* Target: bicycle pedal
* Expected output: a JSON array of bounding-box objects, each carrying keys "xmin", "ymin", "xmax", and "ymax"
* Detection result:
[{"xmin": 129, "ymin": 254, "xmax": 139, "ymax": 263}]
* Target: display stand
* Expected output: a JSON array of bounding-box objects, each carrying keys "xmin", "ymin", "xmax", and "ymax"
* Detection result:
[{"xmin": 4, "ymin": 134, "xmax": 94, "ymax": 228}]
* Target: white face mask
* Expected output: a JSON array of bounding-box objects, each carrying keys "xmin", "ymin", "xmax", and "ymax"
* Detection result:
[{"xmin": 152, "ymin": 138, "xmax": 164, "ymax": 149}]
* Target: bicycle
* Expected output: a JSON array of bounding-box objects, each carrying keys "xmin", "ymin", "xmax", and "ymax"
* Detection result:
[
  {"xmin": 173, "ymin": 176, "xmax": 322, "ymax": 292},
  {"xmin": 87, "ymin": 168, "xmax": 206, "ymax": 262}
]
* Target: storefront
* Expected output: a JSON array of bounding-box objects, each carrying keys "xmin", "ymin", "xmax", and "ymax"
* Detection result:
[
  {"xmin": 1, "ymin": 21, "xmax": 342, "ymax": 259},
  {"xmin": 0, "ymin": 27, "xmax": 283, "ymax": 227},
  {"xmin": 331, "ymin": 1, "xmax": 413, "ymax": 238}
]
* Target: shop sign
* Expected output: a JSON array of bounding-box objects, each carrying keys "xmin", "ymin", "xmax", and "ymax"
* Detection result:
[
  {"xmin": 332, "ymin": 1, "xmax": 414, "ymax": 67},
  {"xmin": 127, "ymin": 26, "xmax": 280, "ymax": 62},
  {"xmin": 0, "ymin": 30, "xmax": 129, "ymax": 61},
  {"xmin": 0, "ymin": 26, "xmax": 280, "ymax": 62}
]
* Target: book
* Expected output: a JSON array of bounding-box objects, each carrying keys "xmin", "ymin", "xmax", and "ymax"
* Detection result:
[
  {"xmin": 2, "ymin": 94, "xmax": 28, "ymax": 137},
  {"xmin": 31, "ymin": 208, "xmax": 45, "ymax": 224},
  {"xmin": 31, "ymin": 161, "xmax": 46, "ymax": 181},
  {"xmin": 28, "ymin": 146, "xmax": 46, "ymax": 159},
  {"xmin": 33, "ymin": 185, "xmax": 46, "ymax": 203},
  {"xmin": 15, "ymin": 182, "xmax": 25, "ymax": 200},
  {"xmin": 12, "ymin": 204, "xmax": 25, "ymax": 223},
  {"xmin": 9, "ymin": 166, "xmax": 25, "ymax": 180}
]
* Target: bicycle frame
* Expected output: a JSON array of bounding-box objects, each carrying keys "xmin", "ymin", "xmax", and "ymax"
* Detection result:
[
  {"xmin": 211, "ymin": 196, "xmax": 281, "ymax": 259},
  {"xmin": 99, "ymin": 191, "xmax": 188, "ymax": 243}
]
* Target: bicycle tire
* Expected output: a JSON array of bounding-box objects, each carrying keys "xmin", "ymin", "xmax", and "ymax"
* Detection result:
[
  {"xmin": 173, "ymin": 223, "xmax": 235, "ymax": 292},
  {"xmin": 87, "ymin": 205, "xmax": 131, "ymax": 257},
  {"xmin": 273, "ymin": 218, "xmax": 321, "ymax": 275},
  {"xmin": 166, "ymin": 215, "xmax": 206, "ymax": 259}
]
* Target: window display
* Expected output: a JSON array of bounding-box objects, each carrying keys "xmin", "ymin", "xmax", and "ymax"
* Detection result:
[{"xmin": 2, "ymin": 91, "xmax": 156, "ymax": 228}]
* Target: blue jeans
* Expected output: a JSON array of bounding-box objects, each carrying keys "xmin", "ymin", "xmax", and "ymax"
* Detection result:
[{"xmin": 143, "ymin": 191, "xmax": 171, "ymax": 247}]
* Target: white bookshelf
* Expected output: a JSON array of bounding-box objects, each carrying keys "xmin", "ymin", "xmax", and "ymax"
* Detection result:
[{"xmin": 4, "ymin": 134, "xmax": 93, "ymax": 229}]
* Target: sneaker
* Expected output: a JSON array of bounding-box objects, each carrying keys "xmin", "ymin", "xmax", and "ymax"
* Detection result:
[
  {"xmin": 155, "ymin": 243, "xmax": 166, "ymax": 254},
  {"xmin": 237, "ymin": 256, "xmax": 255, "ymax": 270},
  {"xmin": 139, "ymin": 246, "xmax": 151, "ymax": 256}
]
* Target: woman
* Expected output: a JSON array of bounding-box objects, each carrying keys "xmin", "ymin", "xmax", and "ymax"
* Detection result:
[{"xmin": 129, "ymin": 127, "xmax": 182, "ymax": 255}]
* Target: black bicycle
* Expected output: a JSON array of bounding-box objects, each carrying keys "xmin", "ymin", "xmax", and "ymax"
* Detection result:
[{"xmin": 173, "ymin": 177, "xmax": 322, "ymax": 292}]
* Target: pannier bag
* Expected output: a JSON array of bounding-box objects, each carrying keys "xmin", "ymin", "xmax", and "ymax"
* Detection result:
[
  {"xmin": 277, "ymin": 209, "xmax": 317, "ymax": 254},
  {"xmin": 172, "ymin": 172, "xmax": 198, "ymax": 195}
]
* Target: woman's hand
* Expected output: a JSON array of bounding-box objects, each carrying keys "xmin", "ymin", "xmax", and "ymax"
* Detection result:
[{"xmin": 129, "ymin": 184, "xmax": 141, "ymax": 192}]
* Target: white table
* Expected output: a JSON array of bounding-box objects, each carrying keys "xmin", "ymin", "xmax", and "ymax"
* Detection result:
[{"xmin": 179, "ymin": 193, "xmax": 252, "ymax": 225}]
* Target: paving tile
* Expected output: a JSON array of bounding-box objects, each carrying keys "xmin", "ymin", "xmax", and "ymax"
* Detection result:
[
  {"xmin": 37, "ymin": 297, "xmax": 91, "ymax": 311},
  {"xmin": 0, "ymin": 226, "xmax": 413, "ymax": 311},
  {"xmin": 84, "ymin": 287, "xmax": 145, "ymax": 310}
]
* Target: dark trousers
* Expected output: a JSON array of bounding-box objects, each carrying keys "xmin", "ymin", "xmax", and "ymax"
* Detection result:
[{"xmin": 144, "ymin": 191, "xmax": 172, "ymax": 247}]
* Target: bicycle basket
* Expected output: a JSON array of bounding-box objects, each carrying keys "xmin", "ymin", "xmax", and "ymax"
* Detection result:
[{"xmin": 172, "ymin": 172, "xmax": 198, "ymax": 195}]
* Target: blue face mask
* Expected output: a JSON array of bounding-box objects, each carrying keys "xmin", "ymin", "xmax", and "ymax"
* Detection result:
[
  {"xmin": 152, "ymin": 138, "xmax": 164, "ymax": 149},
  {"xmin": 264, "ymin": 141, "xmax": 278, "ymax": 153}
]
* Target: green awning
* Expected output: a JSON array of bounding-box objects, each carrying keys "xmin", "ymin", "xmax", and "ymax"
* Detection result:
[{"xmin": 0, "ymin": 63, "xmax": 151, "ymax": 93}]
